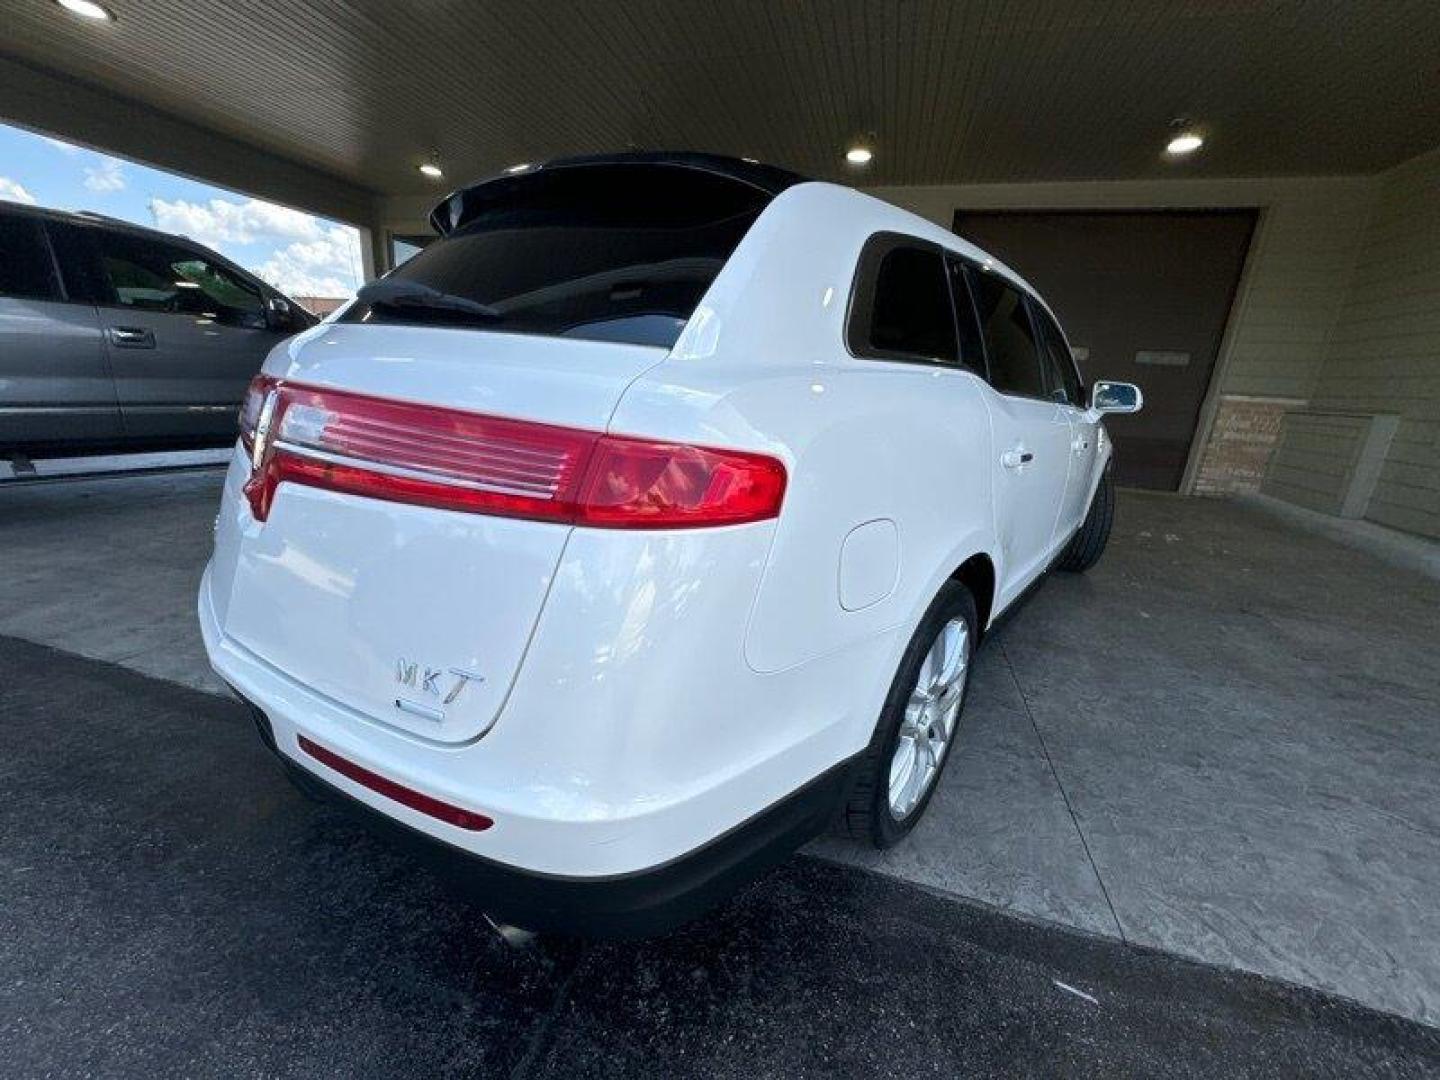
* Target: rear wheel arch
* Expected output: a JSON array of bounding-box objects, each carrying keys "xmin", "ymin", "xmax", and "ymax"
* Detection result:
[
  {"xmin": 949, "ymin": 552, "xmax": 995, "ymax": 637},
  {"xmin": 843, "ymin": 577, "xmax": 979, "ymax": 846}
]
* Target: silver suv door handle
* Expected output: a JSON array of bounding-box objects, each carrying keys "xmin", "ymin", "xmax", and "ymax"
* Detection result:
[
  {"xmin": 1001, "ymin": 448, "xmax": 1034, "ymax": 469},
  {"xmin": 109, "ymin": 326, "xmax": 156, "ymax": 349}
]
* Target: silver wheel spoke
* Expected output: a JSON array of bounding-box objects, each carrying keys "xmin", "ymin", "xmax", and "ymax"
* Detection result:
[
  {"xmin": 936, "ymin": 624, "xmax": 967, "ymax": 690},
  {"xmin": 924, "ymin": 633, "xmax": 949, "ymax": 695},
  {"xmin": 935, "ymin": 684, "xmax": 964, "ymax": 738},
  {"xmin": 888, "ymin": 736, "xmax": 918, "ymax": 809},
  {"xmin": 898, "ymin": 754, "xmax": 921, "ymax": 812},
  {"xmin": 901, "ymin": 743, "xmax": 927, "ymax": 810}
]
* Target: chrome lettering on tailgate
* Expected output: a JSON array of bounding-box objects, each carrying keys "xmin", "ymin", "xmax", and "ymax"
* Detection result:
[{"xmin": 395, "ymin": 658, "xmax": 485, "ymax": 722}]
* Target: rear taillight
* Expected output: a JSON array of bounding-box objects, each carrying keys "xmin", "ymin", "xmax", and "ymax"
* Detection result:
[
  {"xmin": 241, "ymin": 382, "xmax": 787, "ymax": 529},
  {"xmin": 237, "ymin": 374, "xmax": 276, "ymax": 452},
  {"xmin": 575, "ymin": 436, "xmax": 788, "ymax": 529}
]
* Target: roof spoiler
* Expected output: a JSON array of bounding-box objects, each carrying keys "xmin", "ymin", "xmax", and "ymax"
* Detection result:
[{"xmin": 427, "ymin": 152, "xmax": 808, "ymax": 236}]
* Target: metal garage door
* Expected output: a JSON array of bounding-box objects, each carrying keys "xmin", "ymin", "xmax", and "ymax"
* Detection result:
[{"xmin": 953, "ymin": 210, "xmax": 1256, "ymax": 491}]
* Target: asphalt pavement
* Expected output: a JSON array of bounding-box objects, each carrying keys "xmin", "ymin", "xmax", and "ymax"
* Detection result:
[{"xmin": 4, "ymin": 634, "xmax": 1439, "ymax": 1078}]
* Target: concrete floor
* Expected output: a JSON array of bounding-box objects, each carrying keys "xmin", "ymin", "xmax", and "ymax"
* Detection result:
[
  {"xmin": 6, "ymin": 636, "xmax": 1439, "ymax": 1078},
  {"xmin": 3, "ymin": 469, "xmax": 1439, "ymax": 1027},
  {"xmin": 0, "ymin": 468, "xmax": 225, "ymax": 693}
]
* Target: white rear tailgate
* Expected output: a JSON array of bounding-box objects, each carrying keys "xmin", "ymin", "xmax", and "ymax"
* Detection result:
[{"xmin": 210, "ymin": 322, "xmax": 665, "ymax": 744}]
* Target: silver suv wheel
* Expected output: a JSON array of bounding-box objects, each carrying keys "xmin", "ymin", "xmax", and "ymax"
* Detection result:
[{"xmin": 887, "ymin": 617, "xmax": 969, "ymax": 820}]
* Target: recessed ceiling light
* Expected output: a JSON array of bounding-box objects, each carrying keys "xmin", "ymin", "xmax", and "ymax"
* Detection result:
[
  {"xmin": 57, "ymin": 0, "xmax": 114, "ymax": 20},
  {"xmin": 1166, "ymin": 132, "xmax": 1204, "ymax": 155},
  {"xmin": 504, "ymin": 163, "xmax": 533, "ymax": 174},
  {"xmin": 418, "ymin": 162, "xmax": 444, "ymax": 179},
  {"xmin": 845, "ymin": 146, "xmax": 874, "ymax": 166}
]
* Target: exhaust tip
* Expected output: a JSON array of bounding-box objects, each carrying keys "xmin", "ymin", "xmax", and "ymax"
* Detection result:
[{"xmin": 482, "ymin": 912, "xmax": 538, "ymax": 949}]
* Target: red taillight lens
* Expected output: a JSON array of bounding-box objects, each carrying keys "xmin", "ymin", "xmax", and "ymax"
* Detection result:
[
  {"xmin": 575, "ymin": 436, "xmax": 788, "ymax": 529},
  {"xmin": 242, "ymin": 382, "xmax": 786, "ymax": 529},
  {"xmin": 237, "ymin": 374, "xmax": 276, "ymax": 451}
]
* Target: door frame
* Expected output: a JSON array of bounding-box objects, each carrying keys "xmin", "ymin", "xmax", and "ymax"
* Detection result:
[{"xmin": 951, "ymin": 206, "xmax": 1262, "ymax": 494}]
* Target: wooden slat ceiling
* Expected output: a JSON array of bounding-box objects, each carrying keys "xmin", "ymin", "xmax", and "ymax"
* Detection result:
[{"xmin": 5, "ymin": 0, "xmax": 1440, "ymax": 198}]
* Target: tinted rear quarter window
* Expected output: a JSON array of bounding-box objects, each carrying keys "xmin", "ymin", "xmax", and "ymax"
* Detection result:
[
  {"xmin": 0, "ymin": 213, "xmax": 59, "ymax": 301},
  {"xmin": 861, "ymin": 244, "xmax": 957, "ymax": 363},
  {"xmin": 966, "ymin": 267, "xmax": 1045, "ymax": 398},
  {"xmin": 346, "ymin": 166, "xmax": 771, "ymax": 348}
]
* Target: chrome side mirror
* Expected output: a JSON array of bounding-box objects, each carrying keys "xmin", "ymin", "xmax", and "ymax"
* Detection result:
[{"xmin": 1091, "ymin": 380, "xmax": 1143, "ymax": 414}]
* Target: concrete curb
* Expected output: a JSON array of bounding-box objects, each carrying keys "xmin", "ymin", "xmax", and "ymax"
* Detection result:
[{"xmin": 1238, "ymin": 492, "xmax": 1440, "ymax": 582}]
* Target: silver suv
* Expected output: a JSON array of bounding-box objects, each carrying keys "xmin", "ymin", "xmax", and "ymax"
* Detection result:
[{"xmin": 0, "ymin": 201, "xmax": 316, "ymax": 458}]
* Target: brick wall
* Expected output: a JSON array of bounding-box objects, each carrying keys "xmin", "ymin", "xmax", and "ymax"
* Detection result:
[
  {"xmin": 294, "ymin": 296, "xmax": 346, "ymax": 317},
  {"xmin": 1191, "ymin": 396, "xmax": 1301, "ymax": 496}
]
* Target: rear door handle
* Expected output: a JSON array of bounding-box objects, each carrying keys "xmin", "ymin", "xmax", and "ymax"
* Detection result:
[
  {"xmin": 109, "ymin": 326, "xmax": 156, "ymax": 349},
  {"xmin": 1001, "ymin": 448, "xmax": 1034, "ymax": 469}
]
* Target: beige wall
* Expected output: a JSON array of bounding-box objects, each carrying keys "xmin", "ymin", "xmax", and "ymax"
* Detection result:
[
  {"xmin": 868, "ymin": 175, "xmax": 1377, "ymax": 494},
  {"xmin": 1305, "ymin": 147, "xmax": 1440, "ymax": 538}
]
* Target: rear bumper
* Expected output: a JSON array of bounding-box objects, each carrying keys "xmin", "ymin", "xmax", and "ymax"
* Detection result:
[
  {"xmin": 201, "ymin": 550, "xmax": 875, "ymax": 933},
  {"xmin": 237, "ymin": 688, "xmax": 855, "ymax": 937}
]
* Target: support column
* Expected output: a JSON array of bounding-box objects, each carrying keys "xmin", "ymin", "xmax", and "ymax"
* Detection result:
[{"xmin": 356, "ymin": 225, "xmax": 388, "ymax": 282}]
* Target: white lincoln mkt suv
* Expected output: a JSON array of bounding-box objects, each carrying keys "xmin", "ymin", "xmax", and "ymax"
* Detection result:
[{"xmin": 199, "ymin": 153, "xmax": 1141, "ymax": 935}]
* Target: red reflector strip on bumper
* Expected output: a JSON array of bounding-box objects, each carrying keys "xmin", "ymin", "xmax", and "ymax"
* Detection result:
[{"xmin": 297, "ymin": 735, "xmax": 494, "ymax": 832}]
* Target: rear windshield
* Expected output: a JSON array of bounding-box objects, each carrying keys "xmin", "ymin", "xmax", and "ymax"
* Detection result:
[{"xmin": 344, "ymin": 166, "xmax": 772, "ymax": 348}]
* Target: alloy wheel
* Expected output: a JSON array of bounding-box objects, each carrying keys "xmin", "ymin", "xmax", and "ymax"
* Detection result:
[{"xmin": 887, "ymin": 617, "xmax": 970, "ymax": 819}]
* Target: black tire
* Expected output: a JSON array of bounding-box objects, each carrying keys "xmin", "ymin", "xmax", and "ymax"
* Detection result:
[
  {"xmin": 843, "ymin": 580, "xmax": 978, "ymax": 849},
  {"xmin": 1057, "ymin": 470, "xmax": 1114, "ymax": 573}
]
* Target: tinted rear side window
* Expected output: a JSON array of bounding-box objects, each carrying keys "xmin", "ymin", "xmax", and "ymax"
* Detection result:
[
  {"xmin": 966, "ymin": 267, "xmax": 1045, "ymax": 398},
  {"xmin": 945, "ymin": 256, "xmax": 988, "ymax": 376},
  {"xmin": 1029, "ymin": 300, "xmax": 1084, "ymax": 405},
  {"xmin": 0, "ymin": 213, "xmax": 59, "ymax": 301},
  {"xmin": 94, "ymin": 230, "xmax": 267, "ymax": 327},
  {"xmin": 847, "ymin": 235, "xmax": 961, "ymax": 365},
  {"xmin": 345, "ymin": 167, "xmax": 771, "ymax": 348}
]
